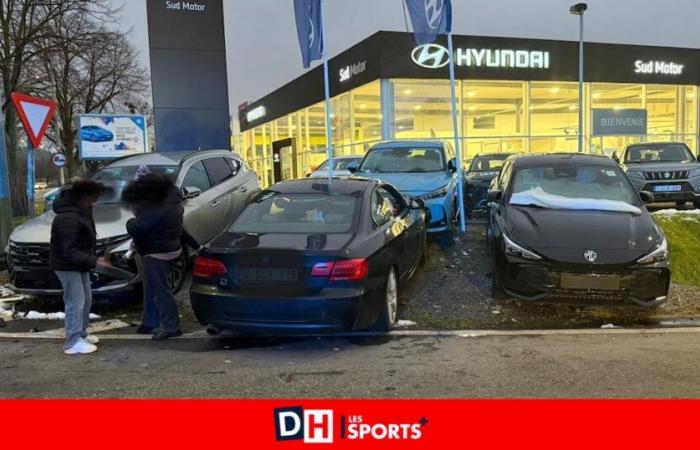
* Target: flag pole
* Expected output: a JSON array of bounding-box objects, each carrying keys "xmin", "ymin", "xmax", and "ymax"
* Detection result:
[
  {"xmin": 447, "ymin": 32, "xmax": 466, "ymax": 233},
  {"xmin": 320, "ymin": 0, "xmax": 334, "ymax": 182}
]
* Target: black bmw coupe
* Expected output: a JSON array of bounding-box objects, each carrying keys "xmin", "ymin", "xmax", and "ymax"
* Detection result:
[
  {"xmin": 487, "ymin": 153, "xmax": 670, "ymax": 307},
  {"xmin": 190, "ymin": 178, "xmax": 428, "ymax": 335}
]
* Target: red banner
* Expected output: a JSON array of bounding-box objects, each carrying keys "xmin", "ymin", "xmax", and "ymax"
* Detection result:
[{"xmin": 1, "ymin": 400, "xmax": 697, "ymax": 448}]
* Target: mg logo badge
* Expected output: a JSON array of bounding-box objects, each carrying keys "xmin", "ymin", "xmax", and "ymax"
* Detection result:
[
  {"xmin": 424, "ymin": 0, "xmax": 445, "ymax": 29},
  {"xmin": 411, "ymin": 44, "xmax": 450, "ymax": 69},
  {"xmin": 584, "ymin": 250, "xmax": 598, "ymax": 263}
]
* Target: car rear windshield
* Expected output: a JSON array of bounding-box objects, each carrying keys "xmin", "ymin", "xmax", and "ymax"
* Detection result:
[
  {"xmin": 92, "ymin": 165, "xmax": 179, "ymax": 204},
  {"xmin": 625, "ymin": 144, "xmax": 693, "ymax": 163},
  {"xmin": 317, "ymin": 158, "xmax": 362, "ymax": 171},
  {"xmin": 231, "ymin": 193, "xmax": 358, "ymax": 234},
  {"xmin": 469, "ymin": 155, "xmax": 509, "ymax": 172},
  {"xmin": 359, "ymin": 147, "xmax": 445, "ymax": 173},
  {"xmin": 509, "ymin": 164, "xmax": 641, "ymax": 212}
]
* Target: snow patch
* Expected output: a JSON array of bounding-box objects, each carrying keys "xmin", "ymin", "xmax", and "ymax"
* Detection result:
[
  {"xmin": 396, "ymin": 320, "xmax": 417, "ymax": 328},
  {"xmin": 652, "ymin": 209, "xmax": 700, "ymax": 217},
  {"xmin": 20, "ymin": 311, "xmax": 101, "ymax": 320},
  {"xmin": 600, "ymin": 323, "xmax": 622, "ymax": 329},
  {"xmin": 510, "ymin": 187, "xmax": 642, "ymax": 215}
]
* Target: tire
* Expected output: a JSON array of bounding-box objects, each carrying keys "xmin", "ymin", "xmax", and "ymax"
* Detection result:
[
  {"xmin": 694, "ymin": 200, "xmax": 700, "ymax": 210},
  {"xmin": 490, "ymin": 248, "xmax": 506, "ymax": 300},
  {"xmin": 168, "ymin": 251, "xmax": 188, "ymax": 294},
  {"xmin": 676, "ymin": 201, "xmax": 686, "ymax": 208},
  {"xmin": 373, "ymin": 268, "xmax": 399, "ymax": 332}
]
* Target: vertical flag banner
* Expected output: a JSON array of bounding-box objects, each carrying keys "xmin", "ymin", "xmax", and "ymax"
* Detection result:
[
  {"xmin": 294, "ymin": 0, "xmax": 324, "ymax": 68},
  {"xmin": 405, "ymin": 0, "xmax": 452, "ymax": 45}
]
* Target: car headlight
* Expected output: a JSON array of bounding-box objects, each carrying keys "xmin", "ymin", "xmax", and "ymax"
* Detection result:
[
  {"xmin": 637, "ymin": 236, "xmax": 669, "ymax": 265},
  {"xmin": 503, "ymin": 233, "xmax": 542, "ymax": 260},
  {"xmin": 688, "ymin": 168, "xmax": 700, "ymax": 178},
  {"xmin": 626, "ymin": 170, "xmax": 645, "ymax": 179},
  {"xmin": 419, "ymin": 185, "xmax": 449, "ymax": 201}
]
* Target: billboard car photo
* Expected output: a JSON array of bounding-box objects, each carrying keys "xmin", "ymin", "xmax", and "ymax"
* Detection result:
[{"xmin": 78, "ymin": 115, "xmax": 149, "ymax": 160}]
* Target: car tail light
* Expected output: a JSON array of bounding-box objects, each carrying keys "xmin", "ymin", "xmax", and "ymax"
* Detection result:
[
  {"xmin": 193, "ymin": 257, "xmax": 227, "ymax": 278},
  {"xmin": 311, "ymin": 259, "xmax": 368, "ymax": 281}
]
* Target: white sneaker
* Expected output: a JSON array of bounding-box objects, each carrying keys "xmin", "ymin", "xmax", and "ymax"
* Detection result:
[
  {"xmin": 64, "ymin": 340, "xmax": 98, "ymax": 355},
  {"xmin": 84, "ymin": 335, "xmax": 100, "ymax": 345}
]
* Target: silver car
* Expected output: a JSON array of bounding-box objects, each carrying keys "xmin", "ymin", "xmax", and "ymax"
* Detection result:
[
  {"xmin": 307, "ymin": 156, "xmax": 364, "ymax": 178},
  {"xmin": 617, "ymin": 142, "xmax": 700, "ymax": 209},
  {"xmin": 6, "ymin": 150, "xmax": 260, "ymax": 297}
]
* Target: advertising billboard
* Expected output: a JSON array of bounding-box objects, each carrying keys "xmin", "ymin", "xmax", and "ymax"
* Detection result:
[{"xmin": 78, "ymin": 114, "xmax": 148, "ymax": 160}]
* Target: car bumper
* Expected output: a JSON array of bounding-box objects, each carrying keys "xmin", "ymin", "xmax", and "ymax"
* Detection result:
[
  {"xmin": 9, "ymin": 266, "xmax": 139, "ymax": 296},
  {"xmin": 629, "ymin": 179, "xmax": 700, "ymax": 203},
  {"xmin": 501, "ymin": 261, "xmax": 670, "ymax": 307},
  {"xmin": 190, "ymin": 285, "xmax": 363, "ymax": 335},
  {"xmin": 423, "ymin": 198, "xmax": 452, "ymax": 233}
]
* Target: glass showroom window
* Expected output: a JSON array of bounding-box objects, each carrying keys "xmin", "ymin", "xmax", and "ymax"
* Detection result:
[
  {"xmin": 591, "ymin": 83, "xmax": 644, "ymax": 157},
  {"xmin": 352, "ymin": 81, "xmax": 382, "ymax": 154},
  {"xmin": 682, "ymin": 86, "xmax": 698, "ymax": 146},
  {"xmin": 462, "ymin": 81, "xmax": 525, "ymax": 157},
  {"xmin": 393, "ymin": 79, "xmax": 454, "ymax": 140},
  {"xmin": 307, "ymin": 101, "xmax": 329, "ymax": 172},
  {"xmin": 331, "ymin": 93, "xmax": 353, "ymax": 155},
  {"xmin": 529, "ymin": 82, "xmax": 579, "ymax": 153},
  {"xmin": 646, "ymin": 84, "xmax": 678, "ymax": 137}
]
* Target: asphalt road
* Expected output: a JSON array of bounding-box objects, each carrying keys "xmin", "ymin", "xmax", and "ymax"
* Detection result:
[{"xmin": 1, "ymin": 329, "xmax": 699, "ymax": 398}]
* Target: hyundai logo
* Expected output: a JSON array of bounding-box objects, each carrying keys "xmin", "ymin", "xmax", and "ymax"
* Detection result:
[
  {"xmin": 664, "ymin": 172, "xmax": 671, "ymax": 179},
  {"xmin": 308, "ymin": 17, "xmax": 315, "ymax": 49},
  {"xmin": 411, "ymin": 44, "xmax": 450, "ymax": 69},
  {"xmin": 583, "ymin": 250, "xmax": 598, "ymax": 263},
  {"xmin": 424, "ymin": 0, "xmax": 445, "ymax": 30}
]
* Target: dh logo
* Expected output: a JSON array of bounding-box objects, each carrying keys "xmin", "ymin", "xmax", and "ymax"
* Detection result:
[
  {"xmin": 424, "ymin": 0, "xmax": 445, "ymax": 30},
  {"xmin": 411, "ymin": 43, "xmax": 450, "ymax": 69},
  {"xmin": 274, "ymin": 407, "xmax": 334, "ymax": 444}
]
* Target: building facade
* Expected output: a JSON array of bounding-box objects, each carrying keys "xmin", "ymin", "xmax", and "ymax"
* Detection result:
[{"xmin": 236, "ymin": 32, "xmax": 700, "ymax": 187}]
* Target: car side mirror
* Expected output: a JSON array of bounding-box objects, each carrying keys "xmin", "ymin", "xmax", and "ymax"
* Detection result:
[
  {"xmin": 409, "ymin": 198, "xmax": 426, "ymax": 210},
  {"xmin": 611, "ymin": 152, "xmax": 620, "ymax": 164},
  {"xmin": 486, "ymin": 189, "xmax": 503, "ymax": 203},
  {"xmin": 639, "ymin": 191, "xmax": 655, "ymax": 204},
  {"xmin": 448, "ymin": 158, "xmax": 457, "ymax": 173},
  {"xmin": 181, "ymin": 186, "xmax": 202, "ymax": 199},
  {"xmin": 347, "ymin": 162, "xmax": 359, "ymax": 173}
]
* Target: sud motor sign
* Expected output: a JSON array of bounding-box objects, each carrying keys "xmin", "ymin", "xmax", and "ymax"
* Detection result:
[{"xmin": 78, "ymin": 114, "xmax": 148, "ymax": 160}]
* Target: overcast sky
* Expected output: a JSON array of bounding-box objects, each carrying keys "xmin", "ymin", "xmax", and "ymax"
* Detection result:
[{"xmin": 120, "ymin": 0, "xmax": 700, "ymax": 116}]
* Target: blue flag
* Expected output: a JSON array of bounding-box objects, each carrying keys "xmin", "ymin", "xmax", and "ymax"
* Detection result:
[
  {"xmin": 405, "ymin": 0, "xmax": 452, "ymax": 45},
  {"xmin": 293, "ymin": 0, "xmax": 324, "ymax": 68}
]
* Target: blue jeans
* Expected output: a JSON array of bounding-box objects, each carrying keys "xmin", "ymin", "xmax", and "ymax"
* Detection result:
[{"xmin": 55, "ymin": 271, "xmax": 92, "ymax": 350}]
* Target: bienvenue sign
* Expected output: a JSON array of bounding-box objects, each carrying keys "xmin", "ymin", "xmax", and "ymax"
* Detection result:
[{"xmin": 592, "ymin": 109, "xmax": 648, "ymax": 136}]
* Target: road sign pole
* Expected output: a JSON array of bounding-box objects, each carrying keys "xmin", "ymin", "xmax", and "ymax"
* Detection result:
[
  {"xmin": 0, "ymin": 92, "xmax": 13, "ymax": 262},
  {"xmin": 26, "ymin": 141, "xmax": 35, "ymax": 219}
]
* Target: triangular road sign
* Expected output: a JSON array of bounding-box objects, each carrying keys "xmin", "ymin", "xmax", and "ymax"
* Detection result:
[{"xmin": 10, "ymin": 93, "xmax": 57, "ymax": 149}]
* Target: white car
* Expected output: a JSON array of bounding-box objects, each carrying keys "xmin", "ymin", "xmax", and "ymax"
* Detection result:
[{"xmin": 308, "ymin": 156, "xmax": 364, "ymax": 178}]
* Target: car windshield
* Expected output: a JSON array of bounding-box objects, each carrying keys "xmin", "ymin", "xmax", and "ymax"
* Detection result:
[
  {"xmin": 509, "ymin": 164, "xmax": 641, "ymax": 213},
  {"xmin": 359, "ymin": 147, "xmax": 445, "ymax": 173},
  {"xmin": 231, "ymin": 193, "xmax": 358, "ymax": 234},
  {"xmin": 625, "ymin": 144, "xmax": 694, "ymax": 163},
  {"xmin": 92, "ymin": 165, "xmax": 179, "ymax": 204},
  {"xmin": 317, "ymin": 158, "xmax": 362, "ymax": 171},
  {"xmin": 469, "ymin": 155, "xmax": 509, "ymax": 172}
]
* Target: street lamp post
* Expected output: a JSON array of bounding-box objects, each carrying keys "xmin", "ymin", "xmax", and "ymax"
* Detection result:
[{"xmin": 570, "ymin": 2, "xmax": 588, "ymax": 153}]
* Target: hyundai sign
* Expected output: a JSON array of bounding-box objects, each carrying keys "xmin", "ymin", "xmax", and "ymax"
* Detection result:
[
  {"xmin": 78, "ymin": 114, "xmax": 148, "ymax": 160},
  {"xmin": 411, "ymin": 44, "xmax": 550, "ymax": 70},
  {"xmin": 592, "ymin": 109, "xmax": 648, "ymax": 136}
]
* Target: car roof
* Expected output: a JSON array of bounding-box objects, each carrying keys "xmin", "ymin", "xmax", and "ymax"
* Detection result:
[
  {"xmin": 322, "ymin": 155, "xmax": 364, "ymax": 160},
  {"xmin": 370, "ymin": 140, "xmax": 445, "ymax": 149},
  {"xmin": 509, "ymin": 153, "xmax": 617, "ymax": 168},
  {"xmin": 473, "ymin": 152, "xmax": 515, "ymax": 158},
  {"xmin": 626, "ymin": 142, "xmax": 689, "ymax": 149},
  {"xmin": 267, "ymin": 177, "xmax": 379, "ymax": 195},
  {"xmin": 106, "ymin": 149, "xmax": 234, "ymax": 168}
]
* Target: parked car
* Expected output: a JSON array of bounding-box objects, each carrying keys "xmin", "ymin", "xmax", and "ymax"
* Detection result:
[
  {"xmin": 6, "ymin": 150, "xmax": 260, "ymax": 297},
  {"xmin": 465, "ymin": 153, "xmax": 514, "ymax": 213},
  {"xmin": 616, "ymin": 142, "xmax": 700, "ymax": 209},
  {"xmin": 487, "ymin": 153, "xmax": 670, "ymax": 307},
  {"xmin": 190, "ymin": 177, "xmax": 428, "ymax": 335},
  {"xmin": 80, "ymin": 125, "xmax": 114, "ymax": 143},
  {"xmin": 308, "ymin": 155, "xmax": 364, "ymax": 178},
  {"xmin": 349, "ymin": 140, "xmax": 461, "ymax": 234}
]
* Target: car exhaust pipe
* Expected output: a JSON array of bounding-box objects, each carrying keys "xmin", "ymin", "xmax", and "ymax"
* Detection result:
[{"xmin": 206, "ymin": 326, "xmax": 220, "ymax": 336}]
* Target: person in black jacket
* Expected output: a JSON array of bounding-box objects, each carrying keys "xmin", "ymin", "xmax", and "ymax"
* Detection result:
[
  {"xmin": 122, "ymin": 173, "xmax": 200, "ymax": 341},
  {"xmin": 50, "ymin": 179, "xmax": 109, "ymax": 355}
]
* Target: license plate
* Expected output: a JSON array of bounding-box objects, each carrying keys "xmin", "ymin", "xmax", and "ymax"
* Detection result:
[
  {"xmin": 654, "ymin": 185, "xmax": 682, "ymax": 192},
  {"xmin": 560, "ymin": 274, "xmax": 621, "ymax": 291},
  {"xmin": 237, "ymin": 268, "xmax": 299, "ymax": 284}
]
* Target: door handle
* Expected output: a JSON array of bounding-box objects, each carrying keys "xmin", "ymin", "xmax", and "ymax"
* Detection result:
[{"xmin": 211, "ymin": 200, "xmax": 223, "ymax": 208}]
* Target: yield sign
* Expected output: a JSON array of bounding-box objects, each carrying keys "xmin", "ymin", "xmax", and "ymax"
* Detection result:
[{"xmin": 10, "ymin": 92, "xmax": 57, "ymax": 148}]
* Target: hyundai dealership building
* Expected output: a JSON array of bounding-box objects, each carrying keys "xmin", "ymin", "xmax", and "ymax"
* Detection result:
[{"xmin": 236, "ymin": 32, "xmax": 700, "ymax": 187}]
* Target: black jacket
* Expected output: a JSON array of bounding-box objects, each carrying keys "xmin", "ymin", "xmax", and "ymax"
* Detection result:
[
  {"xmin": 49, "ymin": 193, "xmax": 98, "ymax": 272},
  {"xmin": 126, "ymin": 187, "xmax": 199, "ymax": 256}
]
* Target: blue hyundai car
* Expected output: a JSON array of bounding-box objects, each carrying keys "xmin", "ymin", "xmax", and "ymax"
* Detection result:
[
  {"xmin": 80, "ymin": 125, "xmax": 114, "ymax": 143},
  {"xmin": 349, "ymin": 140, "xmax": 461, "ymax": 234}
]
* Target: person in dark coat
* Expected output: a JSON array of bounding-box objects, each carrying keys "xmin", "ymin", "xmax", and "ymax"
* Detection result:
[
  {"xmin": 121, "ymin": 173, "xmax": 200, "ymax": 341},
  {"xmin": 50, "ymin": 179, "xmax": 109, "ymax": 355}
]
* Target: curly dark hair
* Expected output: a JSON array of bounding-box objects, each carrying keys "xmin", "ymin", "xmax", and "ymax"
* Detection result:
[{"xmin": 121, "ymin": 173, "xmax": 178, "ymax": 209}]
